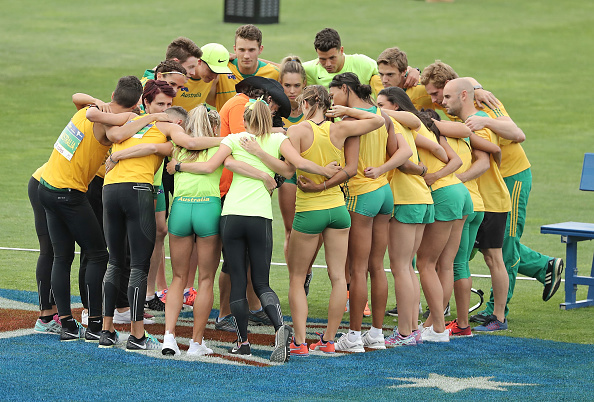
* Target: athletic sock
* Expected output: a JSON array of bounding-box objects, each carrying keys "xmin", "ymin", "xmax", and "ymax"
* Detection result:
[
  {"xmin": 347, "ymin": 330, "xmax": 361, "ymax": 342},
  {"xmin": 369, "ymin": 326, "xmax": 382, "ymax": 338},
  {"xmin": 346, "ymin": 284, "xmax": 350, "ymax": 291},
  {"xmin": 61, "ymin": 315, "xmax": 77, "ymax": 331},
  {"xmin": 88, "ymin": 317, "xmax": 102, "ymax": 332},
  {"xmin": 249, "ymin": 307, "xmax": 263, "ymax": 314},
  {"xmin": 146, "ymin": 294, "xmax": 155, "ymax": 302},
  {"xmin": 39, "ymin": 314, "xmax": 54, "ymax": 323}
]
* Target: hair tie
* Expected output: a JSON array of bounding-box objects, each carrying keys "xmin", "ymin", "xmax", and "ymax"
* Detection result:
[{"xmin": 246, "ymin": 96, "xmax": 268, "ymax": 110}]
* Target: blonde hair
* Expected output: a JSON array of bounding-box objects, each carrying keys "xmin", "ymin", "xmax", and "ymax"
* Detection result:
[
  {"xmin": 173, "ymin": 105, "xmax": 220, "ymax": 162},
  {"xmin": 420, "ymin": 60, "xmax": 459, "ymax": 89},
  {"xmin": 243, "ymin": 99, "xmax": 272, "ymax": 137},
  {"xmin": 280, "ymin": 55, "xmax": 306, "ymax": 83}
]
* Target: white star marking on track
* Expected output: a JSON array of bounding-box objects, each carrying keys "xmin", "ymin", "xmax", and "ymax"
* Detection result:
[{"xmin": 388, "ymin": 373, "xmax": 537, "ymax": 393}]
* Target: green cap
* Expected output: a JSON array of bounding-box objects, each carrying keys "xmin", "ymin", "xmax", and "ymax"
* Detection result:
[{"xmin": 200, "ymin": 43, "xmax": 232, "ymax": 74}]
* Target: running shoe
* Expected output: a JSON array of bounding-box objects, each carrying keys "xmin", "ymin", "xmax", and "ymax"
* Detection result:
[
  {"xmin": 422, "ymin": 303, "xmax": 450, "ymax": 319},
  {"xmin": 345, "ymin": 291, "xmax": 350, "ymax": 313},
  {"xmin": 228, "ymin": 343, "xmax": 251, "ymax": 356},
  {"xmin": 187, "ymin": 338, "xmax": 213, "ymax": 356},
  {"xmin": 309, "ymin": 333, "xmax": 335, "ymax": 354},
  {"xmin": 183, "ymin": 287, "xmax": 197, "ymax": 307},
  {"xmin": 113, "ymin": 309, "xmax": 155, "ymax": 325},
  {"xmin": 361, "ymin": 331, "xmax": 386, "ymax": 350},
  {"xmin": 215, "ymin": 315, "xmax": 238, "ymax": 332},
  {"xmin": 270, "ymin": 325, "xmax": 293, "ymax": 363},
  {"xmin": 248, "ymin": 309, "xmax": 272, "ymax": 326},
  {"xmin": 290, "ymin": 339, "xmax": 309, "ymax": 357},
  {"xmin": 162, "ymin": 331, "xmax": 181, "ymax": 356},
  {"xmin": 84, "ymin": 328, "xmax": 102, "ymax": 343},
  {"xmin": 386, "ymin": 305, "xmax": 398, "ymax": 317},
  {"xmin": 420, "ymin": 325, "xmax": 450, "ymax": 342},
  {"xmin": 447, "ymin": 319, "xmax": 473, "ymax": 337},
  {"xmin": 543, "ymin": 258, "xmax": 564, "ymax": 301},
  {"xmin": 385, "ymin": 329, "xmax": 416, "ymax": 347},
  {"xmin": 304, "ymin": 271, "xmax": 313, "ymax": 297},
  {"xmin": 98, "ymin": 330, "xmax": 119, "ymax": 348},
  {"xmin": 126, "ymin": 331, "xmax": 161, "ymax": 351},
  {"xmin": 34, "ymin": 314, "xmax": 61, "ymax": 335},
  {"xmin": 363, "ymin": 301, "xmax": 371, "ymax": 317},
  {"xmin": 145, "ymin": 293, "xmax": 166, "ymax": 312},
  {"xmin": 60, "ymin": 320, "xmax": 86, "ymax": 341},
  {"xmin": 412, "ymin": 328, "xmax": 423, "ymax": 345},
  {"xmin": 473, "ymin": 316, "xmax": 508, "ymax": 332},
  {"xmin": 469, "ymin": 312, "xmax": 489, "ymax": 324},
  {"xmin": 335, "ymin": 333, "xmax": 365, "ymax": 352}
]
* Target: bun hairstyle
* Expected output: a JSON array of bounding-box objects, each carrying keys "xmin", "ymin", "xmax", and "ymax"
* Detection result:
[
  {"xmin": 243, "ymin": 98, "xmax": 272, "ymax": 137},
  {"xmin": 328, "ymin": 72, "xmax": 373, "ymax": 105},
  {"xmin": 378, "ymin": 86, "xmax": 441, "ymax": 139},
  {"xmin": 280, "ymin": 55, "xmax": 306, "ymax": 83},
  {"xmin": 173, "ymin": 105, "xmax": 220, "ymax": 163},
  {"xmin": 142, "ymin": 79, "xmax": 176, "ymax": 110},
  {"xmin": 297, "ymin": 85, "xmax": 332, "ymax": 120}
]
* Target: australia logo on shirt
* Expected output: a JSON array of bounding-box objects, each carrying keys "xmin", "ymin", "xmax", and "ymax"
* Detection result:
[
  {"xmin": 227, "ymin": 74, "xmax": 237, "ymax": 80},
  {"xmin": 180, "ymin": 87, "xmax": 189, "ymax": 92}
]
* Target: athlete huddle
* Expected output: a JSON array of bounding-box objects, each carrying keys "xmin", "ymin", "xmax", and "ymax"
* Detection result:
[{"xmin": 30, "ymin": 25, "xmax": 564, "ymax": 360}]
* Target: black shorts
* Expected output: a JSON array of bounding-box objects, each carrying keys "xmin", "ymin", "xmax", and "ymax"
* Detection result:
[{"xmin": 475, "ymin": 211, "xmax": 507, "ymax": 249}]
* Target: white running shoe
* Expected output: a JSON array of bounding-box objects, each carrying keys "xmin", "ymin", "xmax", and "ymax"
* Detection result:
[
  {"xmin": 187, "ymin": 338, "xmax": 213, "ymax": 356},
  {"xmin": 420, "ymin": 325, "xmax": 450, "ymax": 342},
  {"xmin": 81, "ymin": 309, "xmax": 88, "ymax": 326},
  {"xmin": 361, "ymin": 331, "xmax": 386, "ymax": 350},
  {"xmin": 162, "ymin": 332, "xmax": 181, "ymax": 356},
  {"xmin": 335, "ymin": 333, "xmax": 365, "ymax": 352},
  {"xmin": 113, "ymin": 309, "xmax": 155, "ymax": 325}
]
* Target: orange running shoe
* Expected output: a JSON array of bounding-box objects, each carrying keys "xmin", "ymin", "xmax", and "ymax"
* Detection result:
[
  {"xmin": 183, "ymin": 287, "xmax": 197, "ymax": 306},
  {"xmin": 445, "ymin": 320, "xmax": 457, "ymax": 330},
  {"xmin": 448, "ymin": 319, "xmax": 473, "ymax": 337},
  {"xmin": 363, "ymin": 301, "xmax": 371, "ymax": 317},
  {"xmin": 309, "ymin": 333, "xmax": 335, "ymax": 354},
  {"xmin": 345, "ymin": 291, "xmax": 350, "ymax": 313},
  {"xmin": 290, "ymin": 338, "xmax": 309, "ymax": 357}
]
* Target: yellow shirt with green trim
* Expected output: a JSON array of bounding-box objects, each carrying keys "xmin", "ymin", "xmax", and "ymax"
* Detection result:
[
  {"xmin": 105, "ymin": 117, "xmax": 167, "ymax": 185},
  {"xmin": 173, "ymin": 77, "xmax": 213, "ymax": 112},
  {"xmin": 406, "ymin": 84, "xmax": 433, "ymax": 111},
  {"xmin": 472, "ymin": 113, "xmax": 511, "ymax": 213},
  {"xmin": 389, "ymin": 118, "xmax": 433, "ymax": 205},
  {"xmin": 303, "ymin": 54, "xmax": 381, "ymax": 97},
  {"xmin": 416, "ymin": 124, "xmax": 461, "ymax": 192},
  {"xmin": 215, "ymin": 60, "xmax": 280, "ymax": 111},
  {"xmin": 282, "ymin": 113, "xmax": 305, "ymax": 129},
  {"xmin": 344, "ymin": 106, "xmax": 389, "ymax": 197},
  {"xmin": 41, "ymin": 107, "xmax": 110, "ymax": 192}
]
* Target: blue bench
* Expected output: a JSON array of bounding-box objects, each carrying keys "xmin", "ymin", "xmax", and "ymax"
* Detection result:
[{"xmin": 540, "ymin": 153, "xmax": 594, "ymax": 310}]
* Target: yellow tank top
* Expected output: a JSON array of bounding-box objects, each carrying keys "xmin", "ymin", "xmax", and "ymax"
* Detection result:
[
  {"xmin": 344, "ymin": 107, "xmax": 389, "ymax": 197},
  {"xmin": 104, "ymin": 117, "xmax": 167, "ymax": 185},
  {"xmin": 295, "ymin": 120, "xmax": 345, "ymax": 213},
  {"xmin": 447, "ymin": 137, "xmax": 484, "ymax": 212},
  {"xmin": 416, "ymin": 124, "xmax": 461, "ymax": 192},
  {"xmin": 41, "ymin": 107, "xmax": 110, "ymax": 192},
  {"xmin": 389, "ymin": 119, "xmax": 433, "ymax": 205}
]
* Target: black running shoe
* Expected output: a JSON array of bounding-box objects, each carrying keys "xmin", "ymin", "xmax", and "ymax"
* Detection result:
[
  {"xmin": 270, "ymin": 325, "xmax": 293, "ymax": 363},
  {"xmin": 469, "ymin": 313, "xmax": 489, "ymax": 324},
  {"xmin": 543, "ymin": 258, "xmax": 564, "ymax": 301},
  {"xmin": 99, "ymin": 330, "xmax": 119, "ymax": 348},
  {"xmin": 386, "ymin": 305, "xmax": 398, "ymax": 317},
  {"xmin": 229, "ymin": 343, "xmax": 251, "ymax": 356},
  {"xmin": 145, "ymin": 294, "xmax": 165, "ymax": 312},
  {"xmin": 84, "ymin": 328, "xmax": 101, "ymax": 343},
  {"xmin": 126, "ymin": 331, "xmax": 161, "ymax": 351},
  {"xmin": 248, "ymin": 309, "xmax": 272, "ymax": 326},
  {"xmin": 304, "ymin": 272, "xmax": 313, "ymax": 297},
  {"xmin": 60, "ymin": 320, "xmax": 86, "ymax": 341}
]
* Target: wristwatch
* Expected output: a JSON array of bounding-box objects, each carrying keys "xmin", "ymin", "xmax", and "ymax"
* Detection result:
[
  {"xmin": 175, "ymin": 162, "xmax": 181, "ymax": 172},
  {"xmin": 473, "ymin": 84, "xmax": 483, "ymax": 90}
]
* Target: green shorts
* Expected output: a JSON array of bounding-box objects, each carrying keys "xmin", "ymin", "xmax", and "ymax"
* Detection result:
[
  {"xmin": 346, "ymin": 183, "xmax": 393, "ymax": 217},
  {"xmin": 293, "ymin": 205, "xmax": 351, "ymax": 234},
  {"xmin": 154, "ymin": 184, "xmax": 166, "ymax": 212},
  {"xmin": 168, "ymin": 196, "xmax": 221, "ymax": 237},
  {"xmin": 432, "ymin": 183, "xmax": 473, "ymax": 222},
  {"xmin": 393, "ymin": 203, "xmax": 434, "ymax": 224},
  {"xmin": 284, "ymin": 173, "xmax": 297, "ymax": 185}
]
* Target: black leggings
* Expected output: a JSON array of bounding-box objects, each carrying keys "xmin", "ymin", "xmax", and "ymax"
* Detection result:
[
  {"xmin": 38, "ymin": 184, "xmax": 108, "ymax": 318},
  {"xmin": 28, "ymin": 177, "xmax": 54, "ymax": 311},
  {"xmin": 79, "ymin": 176, "xmax": 130, "ymax": 310},
  {"xmin": 102, "ymin": 183, "xmax": 155, "ymax": 321},
  {"xmin": 220, "ymin": 215, "xmax": 283, "ymax": 342}
]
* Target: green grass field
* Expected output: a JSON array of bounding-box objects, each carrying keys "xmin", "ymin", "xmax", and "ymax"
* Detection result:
[{"xmin": 1, "ymin": 0, "xmax": 593, "ymax": 343}]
